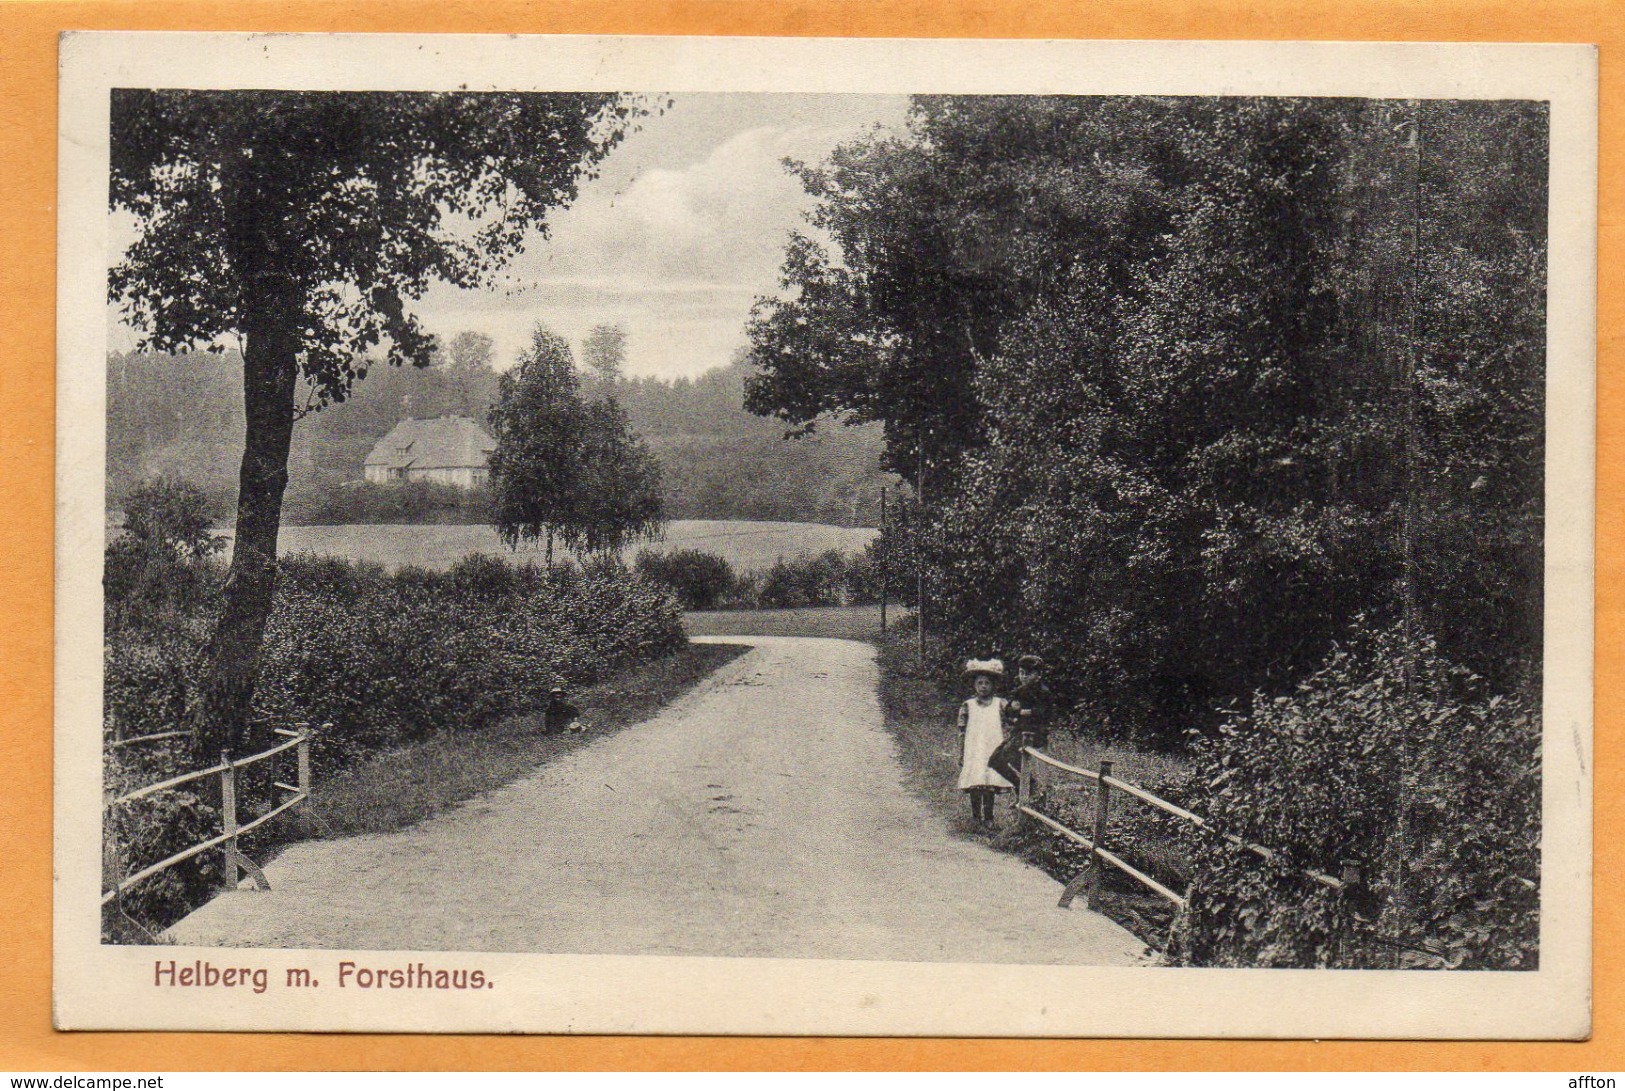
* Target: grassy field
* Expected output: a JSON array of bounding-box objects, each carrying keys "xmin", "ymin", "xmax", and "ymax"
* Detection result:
[
  {"xmin": 683, "ymin": 603, "xmax": 899, "ymax": 640},
  {"xmin": 871, "ymin": 629, "xmax": 1191, "ymax": 955},
  {"xmin": 240, "ymin": 519, "xmax": 876, "ymax": 573},
  {"xmin": 272, "ymin": 643, "xmax": 749, "ymax": 841}
]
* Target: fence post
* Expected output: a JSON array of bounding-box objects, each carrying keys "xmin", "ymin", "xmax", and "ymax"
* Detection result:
[
  {"xmin": 1016, "ymin": 742, "xmax": 1033, "ymax": 816},
  {"xmin": 296, "ymin": 725, "xmax": 313, "ymax": 811},
  {"xmin": 219, "ymin": 751, "xmax": 239, "ymax": 893},
  {"xmin": 1087, "ymin": 759, "xmax": 1113, "ymax": 910}
]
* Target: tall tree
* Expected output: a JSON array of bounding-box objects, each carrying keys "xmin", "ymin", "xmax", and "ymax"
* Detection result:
[
  {"xmin": 581, "ymin": 322, "xmax": 629, "ymax": 386},
  {"xmin": 745, "ymin": 96, "xmax": 1181, "ymax": 488},
  {"xmin": 488, "ymin": 325, "xmax": 590, "ymax": 563},
  {"xmin": 110, "ymin": 90, "xmax": 639, "ymax": 758},
  {"xmin": 568, "ymin": 383, "xmax": 664, "ymax": 556},
  {"xmin": 446, "ymin": 330, "xmax": 496, "ymax": 373},
  {"xmin": 488, "ymin": 323, "xmax": 664, "ymax": 560},
  {"xmin": 441, "ymin": 330, "xmax": 497, "ymax": 417}
]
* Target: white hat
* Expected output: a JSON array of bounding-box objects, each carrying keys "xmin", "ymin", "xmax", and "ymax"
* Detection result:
[{"xmin": 963, "ymin": 658, "xmax": 1005, "ymax": 677}]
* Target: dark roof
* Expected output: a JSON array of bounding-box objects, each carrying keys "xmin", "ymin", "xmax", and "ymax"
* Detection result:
[{"xmin": 363, "ymin": 416, "xmax": 496, "ymax": 471}]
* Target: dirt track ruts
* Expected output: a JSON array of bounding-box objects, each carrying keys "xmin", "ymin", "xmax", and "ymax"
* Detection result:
[{"xmin": 169, "ymin": 636, "xmax": 1146, "ymax": 965}]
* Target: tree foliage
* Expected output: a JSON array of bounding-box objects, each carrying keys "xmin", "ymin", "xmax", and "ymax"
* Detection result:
[
  {"xmin": 111, "ymin": 90, "xmax": 635, "ymax": 391},
  {"xmin": 488, "ymin": 323, "xmax": 664, "ymax": 558},
  {"xmin": 117, "ymin": 478, "xmax": 227, "ymax": 565},
  {"xmin": 570, "ymin": 395, "xmax": 665, "ymax": 554},
  {"xmin": 109, "ymin": 90, "xmax": 637, "ymax": 756},
  {"xmin": 488, "ymin": 325, "xmax": 585, "ymax": 555},
  {"xmin": 752, "ymin": 95, "xmax": 1546, "ymax": 745},
  {"xmin": 582, "ymin": 322, "xmax": 629, "ymax": 388},
  {"xmin": 104, "ymin": 478, "xmax": 226, "ymax": 639}
]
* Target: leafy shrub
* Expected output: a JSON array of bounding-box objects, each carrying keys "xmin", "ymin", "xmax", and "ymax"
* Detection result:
[
  {"xmin": 636, "ymin": 548, "xmax": 737, "ymax": 610},
  {"xmin": 104, "ymin": 479, "xmax": 226, "ymax": 743},
  {"xmin": 755, "ymin": 550, "xmax": 851, "ymax": 608},
  {"xmin": 118, "ymin": 477, "xmax": 228, "ymax": 563},
  {"xmin": 843, "ymin": 536, "xmax": 912, "ymax": 607},
  {"xmin": 1168, "ymin": 627, "xmax": 1539, "ymax": 969},
  {"xmin": 105, "ymin": 478, "xmax": 227, "ymax": 632},
  {"xmin": 631, "ymin": 546, "xmax": 896, "ymax": 611}
]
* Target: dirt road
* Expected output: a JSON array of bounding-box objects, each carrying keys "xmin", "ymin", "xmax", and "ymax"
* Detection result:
[{"xmin": 169, "ymin": 637, "xmax": 1145, "ymax": 964}]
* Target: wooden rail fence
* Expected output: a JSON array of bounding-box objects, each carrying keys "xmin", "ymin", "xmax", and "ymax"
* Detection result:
[
  {"xmin": 102, "ymin": 725, "xmax": 319, "ymax": 908},
  {"xmin": 1015, "ymin": 744, "xmax": 1463, "ymax": 965},
  {"xmin": 1015, "ymin": 743, "xmax": 1351, "ymax": 919}
]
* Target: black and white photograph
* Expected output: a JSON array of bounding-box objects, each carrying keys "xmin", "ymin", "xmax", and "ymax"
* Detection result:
[{"xmin": 54, "ymin": 34, "xmax": 1594, "ymax": 1037}]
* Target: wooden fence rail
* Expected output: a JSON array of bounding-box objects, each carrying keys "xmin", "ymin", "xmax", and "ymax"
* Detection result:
[
  {"xmin": 1015, "ymin": 743, "xmax": 1464, "ymax": 966},
  {"xmin": 1015, "ymin": 743, "xmax": 1348, "ymax": 919},
  {"xmin": 102, "ymin": 725, "xmax": 320, "ymax": 908}
]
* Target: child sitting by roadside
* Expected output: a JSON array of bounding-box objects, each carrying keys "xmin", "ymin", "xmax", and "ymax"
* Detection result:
[{"xmin": 543, "ymin": 686, "xmax": 583, "ymax": 734}]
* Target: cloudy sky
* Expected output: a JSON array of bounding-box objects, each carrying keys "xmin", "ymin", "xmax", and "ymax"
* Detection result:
[
  {"xmin": 421, "ymin": 92, "xmax": 909, "ymax": 378},
  {"xmin": 108, "ymin": 92, "xmax": 911, "ymax": 381}
]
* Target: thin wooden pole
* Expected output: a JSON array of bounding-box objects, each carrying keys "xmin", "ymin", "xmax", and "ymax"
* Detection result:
[
  {"xmin": 916, "ymin": 436, "xmax": 926, "ymax": 663},
  {"xmin": 879, "ymin": 486, "xmax": 888, "ymax": 634},
  {"xmin": 1087, "ymin": 759, "xmax": 1113, "ymax": 910},
  {"xmin": 296, "ymin": 728, "xmax": 312, "ymax": 811},
  {"xmin": 1017, "ymin": 745, "xmax": 1033, "ymax": 816},
  {"xmin": 1384, "ymin": 99, "xmax": 1425, "ymax": 964},
  {"xmin": 219, "ymin": 751, "xmax": 239, "ymax": 893}
]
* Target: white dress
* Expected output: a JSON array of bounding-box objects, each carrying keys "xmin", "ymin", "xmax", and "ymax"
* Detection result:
[{"xmin": 957, "ymin": 697, "xmax": 1013, "ymax": 790}]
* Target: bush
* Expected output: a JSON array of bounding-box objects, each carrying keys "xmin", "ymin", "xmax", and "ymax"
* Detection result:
[
  {"xmin": 755, "ymin": 550, "xmax": 851, "ymax": 608},
  {"xmin": 631, "ymin": 547, "xmax": 893, "ymax": 611},
  {"xmin": 635, "ymin": 548, "xmax": 737, "ymax": 610},
  {"xmin": 842, "ymin": 537, "xmax": 909, "ymax": 607},
  {"xmin": 1168, "ymin": 627, "xmax": 1539, "ymax": 969},
  {"xmin": 118, "ymin": 477, "xmax": 227, "ymax": 563}
]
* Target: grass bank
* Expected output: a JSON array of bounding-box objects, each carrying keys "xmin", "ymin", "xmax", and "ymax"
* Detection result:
[
  {"xmin": 275, "ymin": 642, "xmax": 748, "ymax": 841},
  {"xmin": 684, "ymin": 603, "xmax": 896, "ymax": 641},
  {"xmin": 872, "ymin": 630, "xmax": 1192, "ymax": 955}
]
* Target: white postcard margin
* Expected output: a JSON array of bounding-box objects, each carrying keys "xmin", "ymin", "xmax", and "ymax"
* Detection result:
[{"xmin": 54, "ymin": 33, "xmax": 1597, "ymax": 1038}]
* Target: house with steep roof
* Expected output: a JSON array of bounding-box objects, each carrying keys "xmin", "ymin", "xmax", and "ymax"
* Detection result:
[{"xmin": 363, "ymin": 416, "xmax": 497, "ymax": 489}]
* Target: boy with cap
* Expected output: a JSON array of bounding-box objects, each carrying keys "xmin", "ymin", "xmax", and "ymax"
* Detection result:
[{"xmin": 1009, "ymin": 654, "xmax": 1054, "ymax": 749}]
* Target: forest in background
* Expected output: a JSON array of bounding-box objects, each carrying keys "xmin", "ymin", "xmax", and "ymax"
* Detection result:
[{"xmin": 106, "ymin": 348, "xmax": 894, "ymax": 529}]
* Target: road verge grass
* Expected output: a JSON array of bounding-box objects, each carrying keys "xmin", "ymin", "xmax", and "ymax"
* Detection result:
[
  {"xmin": 684, "ymin": 603, "xmax": 893, "ymax": 640},
  {"xmin": 275, "ymin": 642, "xmax": 749, "ymax": 841},
  {"xmin": 872, "ymin": 629, "xmax": 1191, "ymax": 955}
]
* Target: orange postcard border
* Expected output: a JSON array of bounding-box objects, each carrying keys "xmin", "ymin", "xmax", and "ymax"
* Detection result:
[{"xmin": 1, "ymin": 0, "xmax": 1615, "ymax": 1071}]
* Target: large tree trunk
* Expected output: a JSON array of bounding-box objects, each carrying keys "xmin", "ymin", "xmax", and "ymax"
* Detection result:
[{"xmin": 192, "ymin": 319, "xmax": 300, "ymax": 760}]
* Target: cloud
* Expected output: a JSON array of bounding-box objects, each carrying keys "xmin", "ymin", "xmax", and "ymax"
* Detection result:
[
  {"xmin": 416, "ymin": 108, "xmax": 905, "ymax": 378},
  {"xmin": 108, "ymin": 93, "xmax": 911, "ymax": 381}
]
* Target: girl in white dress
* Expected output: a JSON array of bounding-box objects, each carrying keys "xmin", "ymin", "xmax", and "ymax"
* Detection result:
[{"xmin": 957, "ymin": 658, "xmax": 1012, "ymax": 825}]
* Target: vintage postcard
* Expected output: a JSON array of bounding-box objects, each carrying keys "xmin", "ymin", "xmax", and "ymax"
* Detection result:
[{"xmin": 54, "ymin": 32, "xmax": 1595, "ymax": 1037}]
